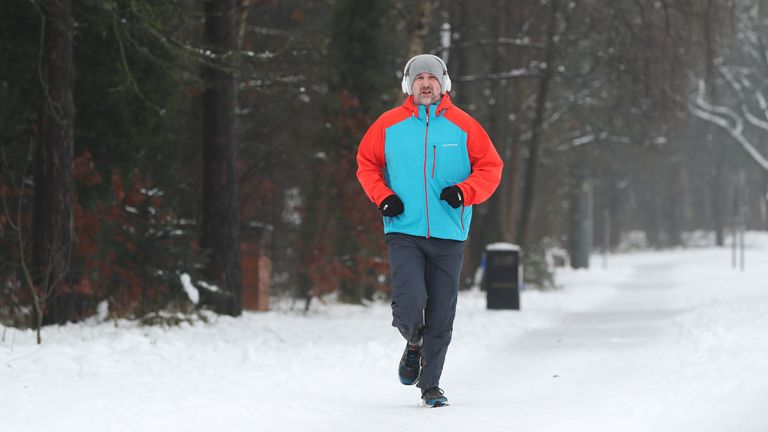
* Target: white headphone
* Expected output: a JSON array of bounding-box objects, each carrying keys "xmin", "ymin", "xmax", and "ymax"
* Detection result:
[{"xmin": 401, "ymin": 54, "xmax": 452, "ymax": 95}]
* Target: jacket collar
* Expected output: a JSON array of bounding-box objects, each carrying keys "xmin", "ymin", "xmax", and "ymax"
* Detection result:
[{"xmin": 402, "ymin": 93, "xmax": 454, "ymax": 118}]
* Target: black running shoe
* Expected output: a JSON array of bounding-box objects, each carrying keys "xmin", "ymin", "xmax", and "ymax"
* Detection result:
[
  {"xmin": 421, "ymin": 387, "xmax": 448, "ymax": 407},
  {"xmin": 398, "ymin": 343, "xmax": 421, "ymax": 385}
]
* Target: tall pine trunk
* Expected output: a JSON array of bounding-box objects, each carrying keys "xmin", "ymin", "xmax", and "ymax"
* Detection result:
[
  {"xmin": 33, "ymin": 0, "xmax": 75, "ymax": 332},
  {"xmin": 200, "ymin": 0, "xmax": 242, "ymax": 316}
]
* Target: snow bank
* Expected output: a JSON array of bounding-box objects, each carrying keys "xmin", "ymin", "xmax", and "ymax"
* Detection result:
[{"xmin": 2, "ymin": 232, "xmax": 768, "ymax": 432}]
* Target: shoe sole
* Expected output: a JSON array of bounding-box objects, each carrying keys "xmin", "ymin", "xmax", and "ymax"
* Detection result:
[
  {"xmin": 399, "ymin": 349, "xmax": 422, "ymax": 385},
  {"xmin": 398, "ymin": 369, "xmax": 421, "ymax": 385}
]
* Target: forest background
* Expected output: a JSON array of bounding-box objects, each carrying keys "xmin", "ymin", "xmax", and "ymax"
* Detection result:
[{"xmin": 2, "ymin": 0, "xmax": 768, "ymax": 336}]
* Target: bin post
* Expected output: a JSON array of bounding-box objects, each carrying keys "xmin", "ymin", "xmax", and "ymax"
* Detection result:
[{"xmin": 484, "ymin": 243, "xmax": 522, "ymax": 310}]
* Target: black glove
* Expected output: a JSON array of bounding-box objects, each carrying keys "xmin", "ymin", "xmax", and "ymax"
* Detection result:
[
  {"xmin": 440, "ymin": 186, "xmax": 463, "ymax": 209},
  {"xmin": 379, "ymin": 194, "xmax": 404, "ymax": 217}
]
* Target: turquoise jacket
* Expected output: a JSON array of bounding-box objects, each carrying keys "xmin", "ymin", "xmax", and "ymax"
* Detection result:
[{"xmin": 357, "ymin": 94, "xmax": 503, "ymax": 241}]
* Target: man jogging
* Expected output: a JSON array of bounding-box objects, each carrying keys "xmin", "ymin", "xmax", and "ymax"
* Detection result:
[{"xmin": 356, "ymin": 53, "xmax": 503, "ymax": 407}]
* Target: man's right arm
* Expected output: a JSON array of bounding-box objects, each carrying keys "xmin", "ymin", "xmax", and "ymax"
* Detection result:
[{"xmin": 356, "ymin": 119, "xmax": 395, "ymax": 206}]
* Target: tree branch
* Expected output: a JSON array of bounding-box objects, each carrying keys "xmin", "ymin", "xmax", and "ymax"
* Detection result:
[{"xmin": 690, "ymin": 79, "xmax": 768, "ymax": 171}]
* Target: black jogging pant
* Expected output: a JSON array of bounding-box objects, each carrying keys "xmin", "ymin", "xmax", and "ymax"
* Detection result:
[{"xmin": 385, "ymin": 233, "xmax": 465, "ymax": 390}]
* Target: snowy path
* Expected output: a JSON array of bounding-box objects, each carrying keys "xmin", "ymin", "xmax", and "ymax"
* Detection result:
[
  {"xmin": 444, "ymin": 253, "xmax": 768, "ymax": 432},
  {"xmin": 447, "ymin": 252, "xmax": 768, "ymax": 432},
  {"xmin": 457, "ymin": 261, "xmax": 695, "ymax": 431},
  {"xmin": 2, "ymin": 236, "xmax": 768, "ymax": 431}
]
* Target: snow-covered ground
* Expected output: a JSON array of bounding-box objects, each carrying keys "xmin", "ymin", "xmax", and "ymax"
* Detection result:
[{"xmin": 2, "ymin": 233, "xmax": 768, "ymax": 432}]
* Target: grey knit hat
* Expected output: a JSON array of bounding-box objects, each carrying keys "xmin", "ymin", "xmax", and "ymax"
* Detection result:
[{"xmin": 401, "ymin": 54, "xmax": 451, "ymax": 95}]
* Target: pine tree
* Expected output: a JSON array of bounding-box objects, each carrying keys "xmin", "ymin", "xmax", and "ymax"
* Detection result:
[{"xmin": 200, "ymin": 0, "xmax": 242, "ymax": 316}]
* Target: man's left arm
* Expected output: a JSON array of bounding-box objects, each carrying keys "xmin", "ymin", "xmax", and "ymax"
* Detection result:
[{"xmin": 456, "ymin": 119, "xmax": 504, "ymax": 206}]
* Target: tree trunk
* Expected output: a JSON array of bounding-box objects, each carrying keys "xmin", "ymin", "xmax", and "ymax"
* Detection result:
[
  {"xmin": 702, "ymin": 0, "xmax": 725, "ymax": 247},
  {"xmin": 516, "ymin": 0, "xmax": 558, "ymax": 250},
  {"xmin": 33, "ymin": 0, "xmax": 75, "ymax": 328},
  {"xmin": 710, "ymin": 138, "xmax": 726, "ymax": 247},
  {"xmin": 405, "ymin": 0, "xmax": 434, "ymax": 59},
  {"xmin": 453, "ymin": 0, "xmax": 488, "ymax": 287},
  {"xmin": 201, "ymin": 0, "xmax": 242, "ymax": 316},
  {"xmin": 490, "ymin": 0, "xmax": 530, "ymax": 243},
  {"xmin": 483, "ymin": 0, "xmax": 510, "ymax": 244}
]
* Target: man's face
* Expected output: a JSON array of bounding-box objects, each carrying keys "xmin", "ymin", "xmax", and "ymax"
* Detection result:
[{"xmin": 411, "ymin": 72, "xmax": 442, "ymax": 105}]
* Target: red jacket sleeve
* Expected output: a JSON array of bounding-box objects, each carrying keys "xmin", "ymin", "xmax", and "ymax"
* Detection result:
[
  {"xmin": 456, "ymin": 118, "xmax": 503, "ymax": 206},
  {"xmin": 356, "ymin": 117, "xmax": 394, "ymax": 206}
]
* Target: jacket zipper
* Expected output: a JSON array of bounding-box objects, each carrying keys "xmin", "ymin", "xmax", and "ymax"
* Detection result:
[
  {"xmin": 432, "ymin": 145, "xmax": 436, "ymax": 178},
  {"xmin": 423, "ymin": 106, "xmax": 431, "ymax": 238},
  {"xmin": 460, "ymin": 205, "xmax": 465, "ymax": 231}
]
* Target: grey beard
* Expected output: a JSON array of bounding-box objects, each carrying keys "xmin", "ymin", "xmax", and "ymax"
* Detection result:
[{"xmin": 415, "ymin": 94, "xmax": 438, "ymax": 106}]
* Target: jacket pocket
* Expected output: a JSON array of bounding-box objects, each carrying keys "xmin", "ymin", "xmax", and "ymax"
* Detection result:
[{"xmin": 432, "ymin": 142, "xmax": 470, "ymax": 181}]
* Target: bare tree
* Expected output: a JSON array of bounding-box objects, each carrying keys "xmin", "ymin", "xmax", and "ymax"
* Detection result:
[
  {"xmin": 689, "ymin": 12, "xmax": 768, "ymax": 174},
  {"xmin": 2, "ymin": 144, "xmax": 49, "ymax": 343},
  {"xmin": 516, "ymin": 0, "xmax": 561, "ymax": 250}
]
